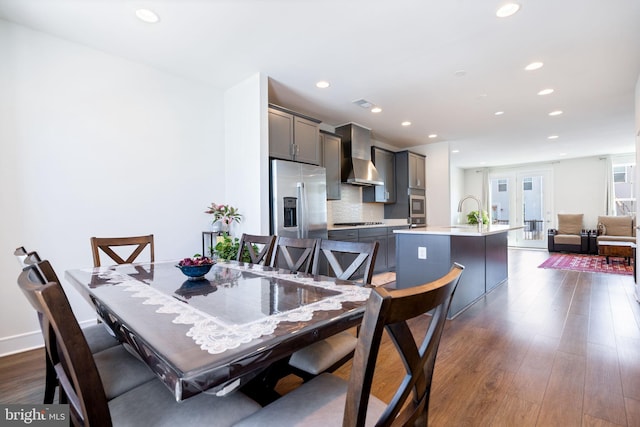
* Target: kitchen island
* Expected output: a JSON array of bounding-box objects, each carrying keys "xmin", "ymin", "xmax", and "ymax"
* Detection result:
[{"xmin": 394, "ymin": 224, "xmax": 521, "ymax": 318}]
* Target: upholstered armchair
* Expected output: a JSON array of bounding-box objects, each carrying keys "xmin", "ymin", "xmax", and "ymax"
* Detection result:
[
  {"xmin": 589, "ymin": 215, "xmax": 636, "ymax": 254},
  {"xmin": 547, "ymin": 213, "xmax": 589, "ymax": 253}
]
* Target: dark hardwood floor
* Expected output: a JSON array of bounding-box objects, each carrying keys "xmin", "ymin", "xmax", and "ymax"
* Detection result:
[{"xmin": 3, "ymin": 249, "xmax": 640, "ymax": 426}]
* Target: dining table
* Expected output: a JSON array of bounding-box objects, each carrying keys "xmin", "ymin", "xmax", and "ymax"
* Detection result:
[{"xmin": 65, "ymin": 260, "xmax": 371, "ymax": 402}]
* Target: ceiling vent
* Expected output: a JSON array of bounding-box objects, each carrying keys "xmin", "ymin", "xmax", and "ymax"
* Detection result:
[{"xmin": 352, "ymin": 99, "xmax": 374, "ymax": 109}]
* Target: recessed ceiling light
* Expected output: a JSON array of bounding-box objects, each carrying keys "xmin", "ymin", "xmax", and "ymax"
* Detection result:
[
  {"xmin": 538, "ymin": 88, "xmax": 554, "ymax": 95},
  {"xmin": 428, "ymin": 134, "xmax": 438, "ymax": 138},
  {"xmin": 496, "ymin": 3, "xmax": 521, "ymax": 18},
  {"xmin": 494, "ymin": 111, "xmax": 505, "ymax": 116},
  {"xmin": 371, "ymin": 107, "xmax": 382, "ymax": 113},
  {"xmin": 525, "ymin": 62, "xmax": 544, "ymax": 71},
  {"xmin": 548, "ymin": 135, "xmax": 559, "ymax": 140},
  {"xmin": 401, "ymin": 121, "xmax": 412, "ymax": 127},
  {"xmin": 559, "ymin": 152, "xmax": 567, "ymax": 156},
  {"xmin": 316, "ymin": 81, "xmax": 330, "ymax": 89},
  {"xmin": 135, "ymin": 8, "xmax": 160, "ymax": 23},
  {"xmin": 549, "ymin": 110, "xmax": 563, "ymax": 116},
  {"xmin": 452, "ymin": 149, "xmax": 460, "ymax": 153}
]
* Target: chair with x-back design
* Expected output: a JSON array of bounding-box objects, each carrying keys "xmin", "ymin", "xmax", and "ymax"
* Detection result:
[
  {"xmin": 270, "ymin": 236, "xmax": 318, "ymax": 273},
  {"xmin": 90, "ymin": 235, "xmax": 154, "ymax": 267},
  {"xmin": 287, "ymin": 239, "xmax": 379, "ymax": 380},
  {"xmin": 234, "ymin": 263, "xmax": 464, "ymax": 427},
  {"xmin": 236, "ymin": 234, "xmax": 276, "ymax": 265}
]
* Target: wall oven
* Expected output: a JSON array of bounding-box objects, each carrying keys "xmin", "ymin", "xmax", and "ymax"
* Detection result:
[{"xmin": 409, "ymin": 191, "xmax": 426, "ymax": 226}]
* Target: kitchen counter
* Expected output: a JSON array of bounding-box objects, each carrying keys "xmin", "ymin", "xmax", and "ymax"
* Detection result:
[
  {"xmin": 394, "ymin": 224, "xmax": 520, "ymax": 318},
  {"xmin": 394, "ymin": 224, "xmax": 522, "ymax": 236},
  {"xmin": 328, "ymin": 218, "xmax": 409, "ymax": 231}
]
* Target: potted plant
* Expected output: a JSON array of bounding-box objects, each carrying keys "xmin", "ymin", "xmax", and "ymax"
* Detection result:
[
  {"xmin": 211, "ymin": 234, "xmax": 256, "ymax": 263},
  {"xmin": 467, "ymin": 210, "xmax": 490, "ymax": 225},
  {"xmin": 205, "ymin": 203, "xmax": 242, "ymax": 233}
]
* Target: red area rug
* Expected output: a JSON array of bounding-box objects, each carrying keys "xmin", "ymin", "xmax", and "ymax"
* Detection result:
[{"xmin": 538, "ymin": 253, "xmax": 634, "ymax": 275}]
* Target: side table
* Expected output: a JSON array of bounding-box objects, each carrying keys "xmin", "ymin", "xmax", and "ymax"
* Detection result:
[{"xmin": 202, "ymin": 231, "xmax": 218, "ymax": 257}]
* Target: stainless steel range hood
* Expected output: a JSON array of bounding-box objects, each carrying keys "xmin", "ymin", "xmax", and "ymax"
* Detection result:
[{"xmin": 335, "ymin": 123, "xmax": 383, "ymax": 186}]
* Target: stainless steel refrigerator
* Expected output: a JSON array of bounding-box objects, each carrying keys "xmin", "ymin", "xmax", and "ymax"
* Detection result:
[{"xmin": 270, "ymin": 159, "xmax": 328, "ymax": 239}]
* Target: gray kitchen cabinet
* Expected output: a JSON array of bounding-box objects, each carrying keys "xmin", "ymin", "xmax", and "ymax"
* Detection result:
[
  {"xmin": 268, "ymin": 105, "xmax": 321, "ymax": 165},
  {"xmin": 386, "ymin": 225, "xmax": 409, "ymax": 270},
  {"xmin": 363, "ymin": 147, "xmax": 395, "ymax": 203},
  {"xmin": 359, "ymin": 227, "xmax": 388, "ymax": 274},
  {"xmin": 408, "ymin": 151, "xmax": 426, "ymax": 190},
  {"xmin": 319, "ymin": 130, "xmax": 341, "ymax": 200},
  {"xmin": 385, "ymin": 150, "xmax": 426, "ymax": 221},
  {"xmin": 327, "ymin": 229, "xmax": 358, "ymax": 241}
]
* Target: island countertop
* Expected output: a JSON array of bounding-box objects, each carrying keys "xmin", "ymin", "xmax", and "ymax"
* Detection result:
[{"xmin": 394, "ymin": 224, "xmax": 523, "ymax": 237}]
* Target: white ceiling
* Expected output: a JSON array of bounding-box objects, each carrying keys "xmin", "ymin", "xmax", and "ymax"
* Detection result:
[{"xmin": 1, "ymin": 0, "xmax": 639, "ymax": 169}]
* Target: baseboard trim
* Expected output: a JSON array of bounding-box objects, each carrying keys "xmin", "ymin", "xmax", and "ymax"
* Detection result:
[{"xmin": 0, "ymin": 319, "xmax": 98, "ymax": 357}]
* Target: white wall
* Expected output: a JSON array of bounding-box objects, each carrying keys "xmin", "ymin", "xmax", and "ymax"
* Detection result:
[
  {"xmin": 223, "ymin": 73, "xmax": 270, "ymax": 235},
  {"xmin": 551, "ymin": 157, "xmax": 606, "ymax": 228},
  {"xmin": 0, "ymin": 20, "xmax": 225, "ymax": 355},
  {"xmin": 450, "ymin": 165, "xmax": 465, "ymax": 225},
  {"xmin": 421, "ymin": 141, "xmax": 451, "ymax": 226},
  {"xmin": 636, "ymin": 74, "xmax": 640, "ymax": 222}
]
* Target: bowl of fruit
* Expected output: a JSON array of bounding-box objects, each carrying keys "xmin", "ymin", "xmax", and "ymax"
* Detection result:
[{"xmin": 176, "ymin": 255, "xmax": 215, "ymax": 281}]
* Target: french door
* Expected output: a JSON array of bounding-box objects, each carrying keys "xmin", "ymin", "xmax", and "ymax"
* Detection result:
[{"xmin": 489, "ymin": 169, "xmax": 553, "ymax": 248}]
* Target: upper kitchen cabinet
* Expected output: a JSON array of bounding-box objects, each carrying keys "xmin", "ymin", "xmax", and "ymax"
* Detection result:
[
  {"xmin": 268, "ymin": 104, "xmax": 321, "ymax": 165},
  {"xmin": 363, "ymin": 147, "xmax": 395, "ymax": 203},
  {"xmin": 408, "ymin": 151, "xmax": 426, "ymax": 189},
  {"xmin": 319, "ymin": 130, "xmax": 341, "ymax": 200}
]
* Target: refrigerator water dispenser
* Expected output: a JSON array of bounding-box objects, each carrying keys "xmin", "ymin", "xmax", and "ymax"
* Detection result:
[{"xmin": 283, "ymin": 197, "xmax": 297, "ymax": 227}]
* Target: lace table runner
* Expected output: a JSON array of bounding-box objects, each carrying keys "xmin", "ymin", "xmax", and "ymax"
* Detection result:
[{"xmin": 90, "ymin": 263, "xmax": 370, "ymax": 354}]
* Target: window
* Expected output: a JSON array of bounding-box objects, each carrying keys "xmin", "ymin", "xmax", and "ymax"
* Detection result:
[
  {"xmin": 613, "ymin": 166, "xmax": 627, "ymax": 183},
  {"xmin": 498, "ymin": 179, "xmax": 507, "ymax": 192},
  {"xmin": 523, "ymin": 177, "xmax": 532, "ymax": 191},
  {"xmin": 613, "ymin": 163, "xmax": 635, "ymax": 216}
]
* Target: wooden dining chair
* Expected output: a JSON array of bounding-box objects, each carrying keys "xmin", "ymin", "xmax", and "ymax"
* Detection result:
[
  {"xmin": 234, "ymin": 263, "xmax": 464, "ymax": 427},
  {"xmin": 236, "ymin": 233, "xmax": 276, "ymax": 265},
  {"xmin": 28, "ymin": 274, "xmax": 261, "ymax": 426},
  {"xmin": 14, "ymin": 246, "xmax": 41, "ymax": 267},
  {"xmin": 35, "ymin": 259, "xmax": 121, "ymax": 350},
  {"xmin": 17, "ymin": 264, "xmax": 157, "ymax": 406},
  {"xmin": 90, "ymin": 234, "xmax": 155, "ymax": 267},
  {"xmin": 312, "ymin": 239, "xmax": 379, "ymax": 284},
  {"xmin": 288, "ymin": 239, "xmax": 379, "ymax": 379},
  {"xmin": 270, "ymin": 236, "xmax": 318, "ymax": 273}
]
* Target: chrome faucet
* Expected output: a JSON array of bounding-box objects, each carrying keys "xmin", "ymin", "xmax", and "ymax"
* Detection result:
[{"xmin": 457, "ymin": 195, "xmax": 483, "ymax": 232}]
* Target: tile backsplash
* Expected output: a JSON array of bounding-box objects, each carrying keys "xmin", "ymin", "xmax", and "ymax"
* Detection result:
[{"xmin": 327, "ymin": 184, "xmax": 384, "ymax": 224}]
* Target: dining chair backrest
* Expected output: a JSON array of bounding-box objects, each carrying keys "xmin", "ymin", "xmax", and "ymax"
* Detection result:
[
  {"xmin": 270, "ymin": 236, "xmax": 318, "ymax": 273},
  {"xmin": 19, "ymin": 268, "xmax": 112, "ymax": 426},
  {"xmin": 14, "ymin": 246, "xmax": 42, "ymax": 268},
  {"xmin": 16, "ymin": 259, "xmax": 70, "ymax": 404},
  {"xmin": 90, "ymin": 235, "xmax": 154, "ymax": 267},
  {"xmin": 312, "ymin": 239, "xmax": 379, "ymax": 284},
  {"xmin": 345, "ymin": 263, "xmax": 464, "ymax": 426},
  {"xmin": 236, "ymin": 234, "xmax": 276, "ymax": 265},
  {"xmin": 16, "ymin": 264, "xmax": 48, "ymax": 315}
]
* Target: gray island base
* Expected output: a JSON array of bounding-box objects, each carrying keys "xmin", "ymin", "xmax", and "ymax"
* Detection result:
[{"xmin": 395, "ymin": 225, "xmax": 520, "ymax": 318}]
